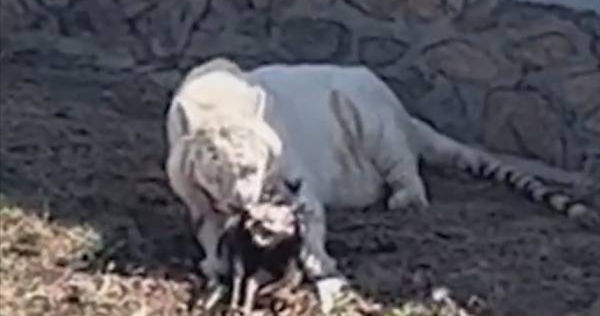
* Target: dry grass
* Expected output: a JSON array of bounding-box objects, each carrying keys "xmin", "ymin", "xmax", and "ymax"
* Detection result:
[
  {"xmin": 0, "ymin": 201, "xmax": 199, "ymax": 316},
  {"xmin": 0, "ymin": 199, "xmax": 481, "ymax": 316}
]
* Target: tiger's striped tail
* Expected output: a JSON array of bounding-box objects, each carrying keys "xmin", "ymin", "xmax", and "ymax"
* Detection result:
[{"xmin": 412, "ymin": 118, "xmax": 600, "ymax": 231}]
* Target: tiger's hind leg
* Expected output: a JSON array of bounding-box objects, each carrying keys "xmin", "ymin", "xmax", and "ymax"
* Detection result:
[
  {"xmin": 371, "ymin": 121, "xmax": 429, "ymax": 212},
  {"xmin": 330, "ymin": 89, "xmax": 429, "ymax": 212}
]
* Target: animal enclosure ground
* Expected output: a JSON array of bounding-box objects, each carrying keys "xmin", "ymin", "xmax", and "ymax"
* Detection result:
[{"xmin": 1, "ymin": 60, "xmax": 599, "ymax": 316}]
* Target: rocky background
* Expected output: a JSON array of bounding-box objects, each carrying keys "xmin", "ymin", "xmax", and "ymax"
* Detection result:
[{"xmin": 1, "ymin": 0, "xmax": 599, "ymax": 175}]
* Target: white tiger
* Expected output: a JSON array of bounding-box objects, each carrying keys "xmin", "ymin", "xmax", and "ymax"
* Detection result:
[{"xmin": 165, "ymin": 57, "xmax": 599, "ymax": 313}]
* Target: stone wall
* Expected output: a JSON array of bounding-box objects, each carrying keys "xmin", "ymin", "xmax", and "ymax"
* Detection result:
[{"xmin": 2, "ymin": 0, "xmax": 599, "ymax": 176}]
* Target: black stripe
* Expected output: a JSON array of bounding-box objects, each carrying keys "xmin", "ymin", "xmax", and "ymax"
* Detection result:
[
  {"xmin": 509, "ymin": 171, "xmax": 523, "ymax": 183},
  {"xmin": 505, "ymin": 171, "xmax": 517, "ymax": 187},
  {"xmin": 179, "ymin": 139, "xmax": 192, "ymax": 174},
  {"xmin": 503, "ymin": 169, "xmax": 516, "ymax": 183},
  {"xmin": 216, "ymin": 233, "xmax": 226, "ymax": 257},
  {"xmin": 509, "ymin": 173, "xmax": 528, "ymax": 190},
  {"xmin": 483, "ymin": 164, "xmax": 500, "ymax": 179},
  {"xmin": 491, "ymin": 168, "xmax": 506, "ymax": 182},
  {"xmin": 193, "ymin": 178, "xmax": 219, "ymax": 206},
  {"xmin": 522, "ymin": 179, "xmax": 533, "ymax": 190},
  {"xmin": 477, "ymin": 163, "xmax": 487, "ymax": 177},
  {"xmin": 521, "ymin": 180, "xmax": 537, "ymax": 198},
  {"xmin": 504, "ymin": 169, "xmax": 514, "ymax": 178},
  {"xmin": 176, "ymin": 103, "xmax": 190, "ymax": 135}
]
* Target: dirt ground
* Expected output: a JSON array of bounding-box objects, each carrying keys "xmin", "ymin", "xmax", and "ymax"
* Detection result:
[{"xmin": 1, "ymin": 58, "xmax": 600, "ymax": 316}]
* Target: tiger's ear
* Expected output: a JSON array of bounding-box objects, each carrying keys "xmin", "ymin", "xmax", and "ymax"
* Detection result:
[{"xmin": 284, "ymin": 178, "xmax": 303, "ymax": 194}]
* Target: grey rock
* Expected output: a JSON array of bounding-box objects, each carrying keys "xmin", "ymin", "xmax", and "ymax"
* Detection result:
[
  {"xmin": 494, "ymin": 2, "xmax": 553, "ymax": 31},
  {"xmin": 227, "ymin": 0, "xmax": 255, "ymax": 11},
  {"xmin": 346, "ymin": 0, "xmax": 462, "ymax": 23},
  {"xmin": 231, "ymin": 54, "xmax": 278, "ymax": 69},
  {"xmin": 382, "ymin": 67, "xmax": 434, "ymax": 105},
  {"xmin": 408, "ymin": 0, "xmax": 464, "ymax": 21},
  {"xmin": 148, "ymin": 70, "xmax": 183, "ymax": 91},
  {"xmin": 306, "ymin": 0, "xmax": 337, "ymax": 9},
  {"xmin": 0, "ymin": 2, "xmax": 31, "ymax": 52},
  {"xmin": 507, "ymin": 32, "xmax": 575, "ymax": 69},
  {"xmin": 135, "ymin": 0, "xmax": 209, "ymax": 57},
  {"xmin": 263, "ymin": 0, "xmax": 295, "ymax": 15},
  {"xmin": 195, "ymin": 7, "xmax": 229, "ymax": 35},
  {"xmin": 592, "ymin": 38, "xmax": 600, "ymax": 61},
  {"xmin": 54, "ymin": 35, "xmax": 135, "ymax": 69},
  {"xmin": 424, "ymin": 39, "xmax": 498, "ymax": 81},
  {"xmin": 483, "ymin": 88, "xmax": 563, "ymax": 165},
  {"xmin": 125, "ymin": 35, "xmax": 152, "ymax": 64},
  {"xmin": 237, "ymin": 12, "xmax": 270, "ymax": 38},
  {"xmin": 106, "ymin": 75, "xmax": 168, "ymax": 118},
  {"xmin": 121, "ymin": 1, "xmax": 156, "ymax": 19},
  {"xmin": 54, "ymin": 36, "xmax": 96, "ymax": 56},
  {"xmin": 590, "ymin": 294, "xmax": 600, "ymax": 316},
  {"xmin": 0, "ymin": 1, "xmax": 22, "ymax": 35},
  {"xmin": 280, "ymin": 17, "xmax": 351, "ymax": 62},
  {"xmin": 95, "ymin": 49, "xmax": 136, "ymax": 70},
  {"xmin": 183, "ymin": 31, "xmax": 214, "ymax": 57},
  {"xmin": 10, "ymin": 0, "xmax": 60, "ymax": 33},
  {"xmin": 344, "ymin": 0, "xmax": 404, "ymax": 21},
  {"xmin": 454, "ymin": 0, "xmax": 499, "ymax": 31},
  {"xmin": 358, "ymin": 36, "xmax": 409, "ymax": 67},
  {"xmin": 576, "ymin": 11, "xmax": 600, "ymax": 37},
  {"xmin": 584, "ymin": 108, "xmax": 600, "ymax": 135},
  {"xmin": 185, "ymin": 30, "xmax": 265, "ymax": 58},
  {"xmin": 519, "ymin": 0, "xmax": 599, "ymax": 15},
  {"xmin": 59, "ymin": 1, "xmax": 97, "ymax": 36},
  {"xmin": 85, "ymin": 0, "xmax": 129, "ymax": 35},
  {"xmin": 40, "ymin": 0, "xmax": 70, "ymax": 8},
  {"xmin": 3, "ymin": 30, "xmax": 56, "ymax": 53},
  {"xmin": 413, "ymin": 80, "xmax": 471, "ymax": 141},
  {"xmin": 250, "ymin": 0, "xmax": 273, "ymax": 9},
  {"xmin": 563, "ymin": 71, "xmax": 600, "ymax": 106}
]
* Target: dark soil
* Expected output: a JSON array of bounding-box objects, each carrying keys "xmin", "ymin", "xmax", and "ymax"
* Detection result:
[{"xmin": 1, "ymin": 60, "xmax": 599, "ymax": 316}]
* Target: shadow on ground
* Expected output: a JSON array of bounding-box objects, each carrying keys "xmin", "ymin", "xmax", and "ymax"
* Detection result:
[{"xmin": 1, "ymin": 57, "xmax": 599, "ymax": 316}]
